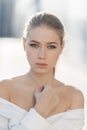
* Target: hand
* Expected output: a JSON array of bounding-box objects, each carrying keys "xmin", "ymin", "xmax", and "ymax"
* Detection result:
[{"xmin": 34, "ymin": 84, "xmax": 60, "ymax": 117}]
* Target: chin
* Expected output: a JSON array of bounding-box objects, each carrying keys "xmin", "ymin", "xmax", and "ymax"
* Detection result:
[{"xmin": 33, "ymin": 69, "xmax": 49, "ymax": 75}]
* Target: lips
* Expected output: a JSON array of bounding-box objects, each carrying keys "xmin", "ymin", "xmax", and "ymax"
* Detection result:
[{"xmin": 36, "ymin": 63, "xmax": 48, "ymax": 68}]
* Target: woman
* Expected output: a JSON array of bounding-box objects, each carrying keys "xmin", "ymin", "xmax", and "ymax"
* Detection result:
[{"xmin": 0, "ymin": 12, "xmax": 84, "ymax": 130}]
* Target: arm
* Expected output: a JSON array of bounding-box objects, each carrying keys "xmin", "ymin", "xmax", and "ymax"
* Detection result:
[
  {"xmin": 70, "ymin": 89, "xmax": 85, "ymax": 130},
  {"xmin": 11, "ymin": 108, "xmax": 56, "ymax": 130},
  {"xmin": 0, "ymin": 108, "xmax": 56, "ymax": 130},
  {"xmin": 0, "ymin": 82, "xmax": 84, "ymax": 130},
  {"xmin": 10, "ymin": 85, "xmax": 58, "ymax": 129},
  {"xmin": 0, "ymin": 115, "xmax": 9, "ymax": 130},
  {"xmin": 0, "ymin": 82, "xmax": 57, "ymax": 130},
  {"xmin": 0, "ymin": 108, "xmax": 84, "ymax": 130},
  {"xmin": 71, "ymin": 89, "xmax": 84, "ymax": 109}
]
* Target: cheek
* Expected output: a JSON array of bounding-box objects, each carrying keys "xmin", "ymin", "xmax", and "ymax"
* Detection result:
[
  {"xmin": 48, "ymin": 53, "xmax": 59, "ymax": 66},
  {"xmin": 26, "ymin": 49, "xmax": 36, "ymax": 63}
]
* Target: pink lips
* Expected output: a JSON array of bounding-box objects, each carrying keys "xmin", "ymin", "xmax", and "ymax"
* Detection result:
[{"xmin": 36, "ymin": 63, "xmax": 48, "ymax": 68}]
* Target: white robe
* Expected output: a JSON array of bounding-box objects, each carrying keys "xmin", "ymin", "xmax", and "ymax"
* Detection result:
[{"xmin": 0, "ymin": 98, "xmax": 84, "ymax": 130}]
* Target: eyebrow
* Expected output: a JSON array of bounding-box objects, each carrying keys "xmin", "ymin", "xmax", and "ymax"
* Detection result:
[
  {"xmin": 29, "ymin": 40, "xmax": 58, "ymax": 45},
  {"xmin": 29, "ymin": 40, "xmax": 40, "ymax": 44}
]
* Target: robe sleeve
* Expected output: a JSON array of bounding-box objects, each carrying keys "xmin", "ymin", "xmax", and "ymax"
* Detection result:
[
  {"xmin": 0, "ymin": 102, "xmax": 85, "ymax": 130},
  {"xmin": 0, "ymin": 108, "xmax": 56, "ymax": 130}
]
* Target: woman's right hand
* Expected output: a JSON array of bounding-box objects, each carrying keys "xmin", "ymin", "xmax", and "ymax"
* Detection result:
[{"xmin": 34, "ymin": 84, "xmax": 60, "ymax": 118}]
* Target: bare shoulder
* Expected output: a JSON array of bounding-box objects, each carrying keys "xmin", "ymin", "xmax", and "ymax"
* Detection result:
[
  {"xmin": 67, "ymin": 85, "xmax": 84, "ymax": 109},
  {"xmin": 54, "ymin": 80, "xmax": 84, "ymax": 110},
  {"xmin": 0, "ymin": 79, "xmax": 13, "ymax": 100},
  {"xmin": 0, "ymin": 74, "xmax": 29, "ymax": 105}
]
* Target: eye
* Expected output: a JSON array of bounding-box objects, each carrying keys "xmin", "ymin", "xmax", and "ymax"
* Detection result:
[
  {"xmin": 29, "ymin": 43, "xmax": 39, "ymax": 48},
  {"xmin": 47, "ymin": 45, "xmax": 57, "ymax": 49}
]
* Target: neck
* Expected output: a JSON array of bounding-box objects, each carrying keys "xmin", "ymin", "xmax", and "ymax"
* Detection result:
[{"xmin": 26, "ymin": 69, "xmax": 55, "ymax": 87}]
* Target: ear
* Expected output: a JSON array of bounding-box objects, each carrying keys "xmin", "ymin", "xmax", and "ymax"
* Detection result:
[{"xmin": 22, "ymin": 37, "xmax": 26, "ymax": 50}]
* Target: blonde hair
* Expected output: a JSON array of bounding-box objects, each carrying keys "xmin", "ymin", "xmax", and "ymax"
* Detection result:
[{"xmin": 23, "ymin": 12, "xmax": 64, "ymax": 45}]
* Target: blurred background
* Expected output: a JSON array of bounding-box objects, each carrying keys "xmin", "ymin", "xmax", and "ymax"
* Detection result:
[{"xmin": 0, "ymin": 0, "xmax": 87, "ymax": 129}]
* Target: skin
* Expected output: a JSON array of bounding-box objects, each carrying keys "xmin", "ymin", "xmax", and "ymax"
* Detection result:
[{"xmin": 0, "ymin": 25, "xmax": 84, "ymax": 118}]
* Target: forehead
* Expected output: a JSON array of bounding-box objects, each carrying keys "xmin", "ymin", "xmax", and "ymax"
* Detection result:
[{"xmin": 28, "ymin": 25, "xmax": 60, "ymax": 43}]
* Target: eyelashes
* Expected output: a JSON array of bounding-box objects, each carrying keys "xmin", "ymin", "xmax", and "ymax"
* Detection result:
[
  {"xmin": 29, "ymin": 43, "xmax": 39, "ymax": 48},
  {"xmin": 29, "ymin": 43, "xmax": 57, "ymax": 49},
  {"xmin": 48, "ymin": 45, "xmax": 56, "ymax": 49}
]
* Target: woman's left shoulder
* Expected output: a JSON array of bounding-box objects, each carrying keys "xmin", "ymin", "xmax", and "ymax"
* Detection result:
[{"xmin": 67, "ymin": 85, "xmax": 84, "ymax": 109}]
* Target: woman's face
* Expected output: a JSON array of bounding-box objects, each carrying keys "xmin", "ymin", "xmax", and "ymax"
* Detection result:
[{"xmin": 23, "ymin": 25, "xmax": 64, "ymax": 74}]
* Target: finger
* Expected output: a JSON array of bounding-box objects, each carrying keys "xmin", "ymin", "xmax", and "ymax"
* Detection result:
[
  {"xmin": 38, "ymin": 86, "xmax": 44, "ymax": 92},
  {"xmin": 44, "ymin": 84, "xmax": 52, "ymax": 90},
  {"xmin": 34, "ymin": 89, "xmax": 40, "ymax": 98}
]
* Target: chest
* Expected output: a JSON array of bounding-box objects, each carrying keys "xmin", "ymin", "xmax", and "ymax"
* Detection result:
[
  {"xmin": 48, "ymin": 94, "xmax": 71, "ymax": 116},
  {"xmin": 10, "ymin": 86, "xmax": 36, "ymax": 111},
  {"xmin": 10, "ymin": 85, "xmax": 71, "ymax": 114}
]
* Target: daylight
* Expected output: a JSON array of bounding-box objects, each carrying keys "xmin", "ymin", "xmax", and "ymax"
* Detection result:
[{"xmin": 0, "ymin": 0, "xmax": 87, "ymax": 129}]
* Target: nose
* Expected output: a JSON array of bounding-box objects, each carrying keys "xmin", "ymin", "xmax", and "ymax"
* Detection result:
[{"xmin": 37, "ymin": 47, "xmax": 46, "ymax": 59}]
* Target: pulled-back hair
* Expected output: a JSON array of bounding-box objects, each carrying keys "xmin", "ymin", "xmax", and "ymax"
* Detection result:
[{"xmin": 23, "ymin": 12, "xmax": 64, "ymax": 44}]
